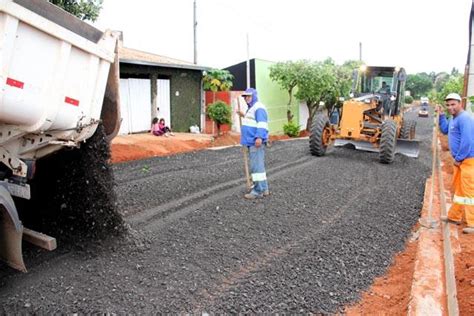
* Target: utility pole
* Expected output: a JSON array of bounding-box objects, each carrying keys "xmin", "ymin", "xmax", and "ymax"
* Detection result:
[
  {"xmin": 193, "ymin": 0, "xmax": 197, "ymax": 64},
  {"xmin": 246, "ymin": 33, "xmax": 250, "ymax": 89},
  {"xmin": 359, "ymin": 42, "xmax": 362, "ymax": 62}
]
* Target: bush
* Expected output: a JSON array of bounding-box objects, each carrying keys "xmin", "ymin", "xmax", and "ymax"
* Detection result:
[
  {"xmin": 283, "ymin": 120, "xmax": 300, "ymax": 137},
  {"xmin": 405, "ymin": 95, "xmax": 414, "ymax": 104},
  {"xmin": 206, "ymin": 101, "xmax": 232, "ymax": 135}
]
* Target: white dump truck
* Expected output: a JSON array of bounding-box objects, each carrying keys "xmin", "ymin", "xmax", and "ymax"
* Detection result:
[{"xmin": 0, "ymin": 0, "xmax": 121, "ymax": 271}]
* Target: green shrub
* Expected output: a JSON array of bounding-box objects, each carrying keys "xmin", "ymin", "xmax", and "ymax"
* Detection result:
[
  {"xmin": 206, "ymin": 101, "xmax": 232, "ymax": 135},
  {"xmin": 283, "ymin": 120, "xmax": 300, "ymax": 137},
  {"xmin": 405, "ymin": 95, "xmax": 414, "ymax": 104}
]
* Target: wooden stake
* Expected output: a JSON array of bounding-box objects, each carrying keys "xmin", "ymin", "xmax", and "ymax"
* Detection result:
[{"xmin": 237, "ymin": 97, "xmax": 252, "ymax": 190}]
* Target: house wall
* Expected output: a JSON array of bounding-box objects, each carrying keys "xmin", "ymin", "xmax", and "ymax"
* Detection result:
[
  {"xmin": 254, "ymin": 59, "xmax": 299, "ymax": 134},
  {"xmin": 225, "ymin": 60, "xmax": 256, "ymax": 91},
  {"xmin": 120, "ymin": 63, "xmax": 202, "ymax": 132}
]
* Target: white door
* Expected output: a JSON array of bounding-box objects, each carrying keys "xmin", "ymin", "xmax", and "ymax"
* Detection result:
[
  {"xmin": 118, "ymin": 78, "xmax": 152, "ymax": 134},
  {"xmin": 118, "ymin": 79, "xmax": 131, "ymax": 135},
  {"xmin": 157, "ymin": 79, "xmax": 171, "ymax": 127},
  {"xmin": 128, "ymin": 78, "xmax": 151, "ymax": 133}
]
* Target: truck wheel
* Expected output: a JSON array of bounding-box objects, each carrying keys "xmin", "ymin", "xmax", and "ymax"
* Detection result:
[
  {"xmin": 379, "ymin": 120, "xmax": 397, "ymax": 164},
  {"xmin": 400, "ymin": 119, "xmax": 416, "ymax": 140},
  {"xmin": 309, "ymin": 114, "xmax": 332, "ymax": 156}
]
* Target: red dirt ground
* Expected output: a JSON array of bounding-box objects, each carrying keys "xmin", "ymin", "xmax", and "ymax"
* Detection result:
[
  {"xmin": 345, "ymin": 239, "xmax": 418, "ymax": 315},
  {"xmin": 110, "ymin": 132, "xmax": 293, "ymax": 163},
  {"xmin": 440, "ymin": 135, "xmax": 474, "ymax": 315}
]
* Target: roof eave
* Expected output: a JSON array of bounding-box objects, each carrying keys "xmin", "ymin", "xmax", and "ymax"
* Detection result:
[{"xmin": 120, "ymin": 58, "xmax": 211, "ymax": 71}]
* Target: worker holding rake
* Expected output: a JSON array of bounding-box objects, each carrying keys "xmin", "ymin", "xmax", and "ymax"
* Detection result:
[
  {"xmin": 238, "ymin": 88, "xmax": 270, "ymax": 199},
  {"xmin": 438, "ymin": 93, "xmax": 474, "ymax": 234}
]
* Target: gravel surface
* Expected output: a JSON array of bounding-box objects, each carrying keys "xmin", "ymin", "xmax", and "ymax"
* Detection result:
[{"xmin": 0, "ymin": 108, "xmax": 431, "ymax": 314}]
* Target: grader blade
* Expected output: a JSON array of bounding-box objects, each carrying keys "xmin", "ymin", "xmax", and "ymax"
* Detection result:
[
  {"xmin": 0, "ymin": 211, "xmax": 26, "ymax": 272},
  {"xmin": 395, "ymin": 139, "xmax": 420, "ymax": 158},
  {"xmin": 334, "ymin": 138, "xmax": 420, "ymax": 158},
  {"xmin": 334, "ymin": 139, "xmax": 379, "ymax": 153}
]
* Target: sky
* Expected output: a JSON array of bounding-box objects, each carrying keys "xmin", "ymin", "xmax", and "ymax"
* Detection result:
[{"xmin": 94, "ymin": 0, "xmax": 473, "ymax": 74}]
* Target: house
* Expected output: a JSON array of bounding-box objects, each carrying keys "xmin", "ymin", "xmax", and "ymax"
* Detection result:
[
  {"xmin": 224, "ymin": 58, "xmax": 302, "ymax": 134},
  {"xmin": 118, "ymin": 46, "xmax": 209, "ymax": 134}
]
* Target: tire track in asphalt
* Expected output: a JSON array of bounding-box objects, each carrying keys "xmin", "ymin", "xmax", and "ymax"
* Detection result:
[
  {"xmin": 188, "ymin": 167, "xmax": 377, "ymax": 313},
  {"xmin": 113, "ymin": 142, "xmax": 295, "ymax": 185},
  {"xmin": 128, "ymin": 155, "xmax": 313, "ymax": 228}
]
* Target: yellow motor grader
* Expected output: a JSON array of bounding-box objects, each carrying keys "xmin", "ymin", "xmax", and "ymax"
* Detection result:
[{"xmin": 309, "ymin": 65, "xmax": 419, "ymax": 164}]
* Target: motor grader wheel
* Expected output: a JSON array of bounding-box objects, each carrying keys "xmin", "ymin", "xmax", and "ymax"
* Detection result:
[
  {"xmin": 379, "ymin": 120, "xmax": 397, "ymax": 164},
  {"xmin": 309, "ymin": 114, "xmax": 332, "ymax": 156},
  {"xmin": 400, "ymin": 119, "xmax": 416, "ymax": 140}
]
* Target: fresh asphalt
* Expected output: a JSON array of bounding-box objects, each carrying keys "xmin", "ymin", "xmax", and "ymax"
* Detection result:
[{"xmin": 0, "ymin": 107, "xmax": 432, "ymax": 314}]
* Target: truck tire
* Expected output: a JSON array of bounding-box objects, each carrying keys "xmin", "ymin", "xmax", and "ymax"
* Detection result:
[
  {"xmin": 400, "ymin": 119, "xmax": 416, "ymax": 140},
  {"xmin": 379, "ymin": 120, "xmax": 397, "ymax": 164},
  {"xmin": 309, "ymin": 114, "xmax": 331, "ymax": 156}
]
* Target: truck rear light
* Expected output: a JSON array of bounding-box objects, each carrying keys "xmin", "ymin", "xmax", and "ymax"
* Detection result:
[
  {"xmin": 6, "ymin": 78, "xmax": 24, "ymax": 89},
  {"xmin": 64, "ymin": 97, "xmax": 79, "ymax": 106}
]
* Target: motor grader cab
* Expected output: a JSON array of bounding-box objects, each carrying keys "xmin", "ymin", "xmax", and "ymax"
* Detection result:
[{"xmin": 309, "ymin": 65, "xmax": 419, "ymax": 164}]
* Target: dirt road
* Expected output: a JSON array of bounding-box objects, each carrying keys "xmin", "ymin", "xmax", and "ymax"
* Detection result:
[{"xmin": 0, "ymin": 110, "xmax": 432, "ymax": 314}]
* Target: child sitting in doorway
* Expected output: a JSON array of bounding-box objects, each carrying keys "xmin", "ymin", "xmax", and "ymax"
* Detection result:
[{"xmin": 151, "ymin": 117, "xmax": 174, "ymax": 137}]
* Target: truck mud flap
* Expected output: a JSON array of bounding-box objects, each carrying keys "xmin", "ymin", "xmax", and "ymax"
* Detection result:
[
  {"xmin": 334, "ymin": 139, "xmax": 420, "ymax": 158},
  {"xmin": 0, "ymin": 208, "xmax": 26, "ymax": 272}
]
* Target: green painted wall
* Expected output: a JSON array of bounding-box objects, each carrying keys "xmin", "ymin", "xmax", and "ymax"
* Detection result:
[
  {"xmin": 254, "ymin": 59, "xmax": 299, "ymax": 134},
  {"xmin": 120, "ymin": 63, "xmax": 202, "ymax": 132}
]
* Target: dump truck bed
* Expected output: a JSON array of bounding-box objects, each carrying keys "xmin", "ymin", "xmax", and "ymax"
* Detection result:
[{"xmin": 0, "ymin": 0, "xmax": 117, "ymax": 162}]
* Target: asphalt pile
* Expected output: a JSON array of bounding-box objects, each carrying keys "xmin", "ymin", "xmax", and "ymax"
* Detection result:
[
  {"xmin": 1, "ymin": 109, "xmax": 432, "ymax": 314},
  {"xmin": 17, "ymin": 124, "xmax": 125, "ymax": 242}
]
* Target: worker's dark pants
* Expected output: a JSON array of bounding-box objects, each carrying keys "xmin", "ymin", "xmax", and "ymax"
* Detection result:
[{"xmin": 249, "ymin": 145, "xmax": 268, "ymax": 195}]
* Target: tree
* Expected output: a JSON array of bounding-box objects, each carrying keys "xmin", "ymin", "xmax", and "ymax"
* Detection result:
[
  {"xmin": 269, "ymin": 60, "xmax": 306, "ymax": 122},
  {"xmin": 436, "ymin": 75, "xmax": 463, "ymax": 105},
  {"xmin": 206, "ymin": 101, "xmax": 232, "ymax": 136},
  {"xmin": 326, "ymin": 59, "xmax": 361, "ymax": 114},
  {"xmin": 49, "ymin": 0, "xmax": 103, "ymax": 22},
  {"xmin": 406, "ymin": 73, "xmax": 433, "ymax": 99},
  {"xmin": 202, "ymin": 69, "xmax": 234, "ymax": 93},
  {"xmin": 295, "ymin": 60, "xmax": 338, "ymax": 131},
  {"xmin": 451, "ymin": 67, "xmax": 460, "ymax": 77},
  {"xmin": 434, "ymin": 72, "xmax": 449, "ymax": 92}
]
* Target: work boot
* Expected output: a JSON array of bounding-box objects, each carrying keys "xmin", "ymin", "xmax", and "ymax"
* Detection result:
[
  {"xmin": 263, "ymin": 190, "xmax": 270, "ymax": 197},
  {"xmin": 244, "ymin": 193, "xmax": 260, "ymax": 200},
  {"xmin": 462, "ymin": 227, "xmax": 474, "ymax": 234},
  {"xmin": 440, "ymin": 215, "xmax": 461, "ymax": 225}
]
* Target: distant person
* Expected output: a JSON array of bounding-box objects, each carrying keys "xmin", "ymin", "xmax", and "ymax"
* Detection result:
[
  {"xmin": 437, "ymin": 93, "xmax": 474, "ymax": 234},
  {"xmin": 237, "ymin": 88, "xmax": 270, "ymax": 199},
  {"xmin": 378, "ymin": 81, "xmax": 390, "ymax": 94}
]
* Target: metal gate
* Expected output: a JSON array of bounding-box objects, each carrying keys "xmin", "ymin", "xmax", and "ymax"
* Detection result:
[{"xmin": 119, "ymin": 78, "xmax": 151, "ymax": 134}]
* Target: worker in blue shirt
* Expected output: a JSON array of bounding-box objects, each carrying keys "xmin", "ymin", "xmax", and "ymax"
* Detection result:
[
  {"xmin": 438, "ymin": 93, "xmax": 474, "ymax": 233},
  {"xmin": 238, "ymin": 88, "xmax": 270, "ymax": 199}
]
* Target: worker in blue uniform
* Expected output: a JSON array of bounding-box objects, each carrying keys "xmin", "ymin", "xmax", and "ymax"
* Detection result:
[{"xmin": 238, "ymin": 88, "xmax": 270, "ymax": 199}]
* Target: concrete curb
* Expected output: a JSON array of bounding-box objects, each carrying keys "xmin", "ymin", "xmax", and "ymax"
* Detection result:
[
  {"xmin": 408, "ymin": 179, "xmax": 446, "ymax": 316},
  {"xmin": 408, "ymin": 139, "xmax": 459, "ymax": 315}
]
